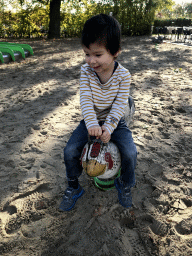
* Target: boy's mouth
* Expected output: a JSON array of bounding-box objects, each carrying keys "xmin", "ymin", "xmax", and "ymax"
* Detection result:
[{"xmin": 93, "ymin": 66, "xmax": 101, "ymax": 70}]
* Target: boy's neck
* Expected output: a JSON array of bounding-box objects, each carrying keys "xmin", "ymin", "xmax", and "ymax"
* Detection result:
[{"xmin": 95, "ymin": 61, "xmax": 116, "ymax": 84}]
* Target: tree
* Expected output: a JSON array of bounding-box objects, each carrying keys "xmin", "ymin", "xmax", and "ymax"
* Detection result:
[
  {"xmin": 22, "ymin": 0, "xmax": 60, "ymax": 38},
  {"xmin": 48, "ymin": 0, "xmax": 61, "ymax": 38},
  {"xmin": 185, "ymin": 2, "xmax": 192, "ymax": 18},
  {"xmin": 2, "ymin": 0, "xmax": 179, "ymax": 38},
  {"xmin": 11, "ymin": 0, "xmax": 61, "ymax": 38},
  {"xmin": 174, "ymin": 3, "xmax": 185, "ymax": 18},
  {"xmin": 0, "ymin": 0, "xmax": 4, "ymax": 10}
]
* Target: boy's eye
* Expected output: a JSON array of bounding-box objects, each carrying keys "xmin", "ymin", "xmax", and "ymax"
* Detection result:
[{"xmin": 96, "ymin": 54, "xmax": 101, "ymax": 57}]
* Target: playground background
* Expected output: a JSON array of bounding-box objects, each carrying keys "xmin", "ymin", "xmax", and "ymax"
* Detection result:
[
  {"xmin": 0, "ymin": 36, "xmax": 192, "ymax": 255},
  {"xmin": 1, "ymin": 0, "xmax": 192, "ymax": 39}
]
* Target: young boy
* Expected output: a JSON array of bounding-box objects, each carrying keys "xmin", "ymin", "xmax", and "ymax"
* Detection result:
[{"xmin": 59, "ymin": 14, "xmax": 137, "ymax": 211}]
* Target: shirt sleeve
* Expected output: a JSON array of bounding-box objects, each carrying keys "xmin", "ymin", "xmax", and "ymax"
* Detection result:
[
  {"xmin": 80, "ymin": 66, "xmax": 99, "ymax": 129},
  {"xmin": 103, "ymin": 71, "xmax": 131, "ymax": 134}
]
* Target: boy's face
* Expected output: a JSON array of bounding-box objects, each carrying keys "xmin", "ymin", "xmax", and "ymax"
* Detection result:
[{"xmin": 83, "ymin": 42, "xmax": 119, "ymax": 75}]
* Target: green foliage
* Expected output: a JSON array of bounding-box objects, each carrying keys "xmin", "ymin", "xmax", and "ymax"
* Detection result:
[
  {"xmin": 174, "ymin": 4, "xmax": 185, "ymax": 18},
  {"xmin": 0, "ymin": 0, "xmax": 4, "ymax": 10},
  {"xmin": 153, "ymin": 18, "xmax": 192, "ymax": 28},
  {"xmin": 1, "ymin": 0, "xmax": 178, "ymax": 38},
  {"xmin": 153, "ymin": 0, "xmax": 174, "ymax": 12},
  {"xmin": 60, "ymin": 0, "xmax": 156, "ymax": 37},
  {"xmin": 0, "ymin": 5, "xmax": 49, "ymax": 38},
  {"xmin": 60, "ymin": 0, "xmax": 113, "ymax": 37},
  {"xmin": 115, "ymin": 0, "xmax": 155, "ymax": 36},
  {"xmin": 185, "ymin": 3, "xmax": 192, "ymax": 18},
  {"xmin": 156, "ymin": 2, "xmax": 192, "ymax": 20}
]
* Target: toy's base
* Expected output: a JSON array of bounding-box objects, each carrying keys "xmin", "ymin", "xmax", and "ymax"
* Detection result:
[{"xmin": 93, "ymin": 168, "xmax": 121, "ymax": 190}]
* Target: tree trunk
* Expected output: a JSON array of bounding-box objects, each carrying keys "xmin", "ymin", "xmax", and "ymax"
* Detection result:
[{"xmin": 48, "ymin": 0, "xmax": 61, "ymax": 39}]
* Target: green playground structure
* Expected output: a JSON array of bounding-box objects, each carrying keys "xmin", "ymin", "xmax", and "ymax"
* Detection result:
[
  {"xmin": 93, "ymin": 168, "xmax": 121, "ymax": 191},
  {"xmin": 0, "ymin": 42, "xmax": 34, "ymax": 64}
]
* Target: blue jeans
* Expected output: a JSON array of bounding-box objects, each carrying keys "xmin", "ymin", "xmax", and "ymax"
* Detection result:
[{"xmin": 64, "ymin": 118, "xmax": 137, "ymax": 187}]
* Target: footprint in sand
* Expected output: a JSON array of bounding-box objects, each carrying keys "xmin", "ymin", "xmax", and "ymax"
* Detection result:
[
  {"xmin": 137, "ymin": 214, "xmax": 168, "ymax": 237},
  {"xmin": 21, "ymin": 217, "xmax": 52, "ymax": 239},
  {"xmin": 150, "ymin": 218, "xmax": 168, "ymax": 237},
  {"xmin": 175, "ymin": 215, "xmax": 192, "ymax": 236},
  {"xmin": 0, "ymin": 183, "xmax": 51, "ymax": 236},
  {"xmin": 122, "ymin": 227, "xmax": 151, "ymax": 255},
  {"xmin": 22, "ymin": 143, "xmax": 44, "ymax": 154},
  {"xmin": 112, "ymin": 207, "xmax": 151, "ymax": 255}
]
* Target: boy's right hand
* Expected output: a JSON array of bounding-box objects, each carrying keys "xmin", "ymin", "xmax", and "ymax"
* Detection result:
[{"xmin": 88, "ymin": 125, "xmax": 102, "ymax": 138}]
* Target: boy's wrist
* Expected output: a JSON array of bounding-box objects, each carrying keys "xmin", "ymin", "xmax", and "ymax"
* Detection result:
[
  {"xmin": 86, "ymin": 121, "xmax": 99, "ymax": 130},
  {"xmin": 87, "ymin": 124, "xmax": 100, "ymax": 129}
]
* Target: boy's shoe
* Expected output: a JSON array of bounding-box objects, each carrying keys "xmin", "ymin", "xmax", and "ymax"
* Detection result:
[
  {"xmin": 114, "ymin": 177, "xmax": 132, "ymax": 208},
  {"xmin": 59, "ymin": 185, "xmax": 85, "ymax": 211}
]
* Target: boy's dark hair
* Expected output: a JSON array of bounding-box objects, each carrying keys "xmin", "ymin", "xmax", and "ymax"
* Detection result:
[{"xmin": 81, "ymin": 14, "xmax": 121, "ymax": 56}]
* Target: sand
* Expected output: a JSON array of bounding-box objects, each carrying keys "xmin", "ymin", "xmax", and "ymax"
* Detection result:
[{"xmin": 0, "ymin": 36, "xmax": 192, "ymax": 256}]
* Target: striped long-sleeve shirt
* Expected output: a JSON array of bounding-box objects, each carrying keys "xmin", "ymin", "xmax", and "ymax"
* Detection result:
[{"xmin": 80, "ymin": 62, "xmax": 131, "ymax": 134}]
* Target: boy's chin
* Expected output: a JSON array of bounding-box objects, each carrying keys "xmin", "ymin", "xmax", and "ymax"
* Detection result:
[{"xmin": 93, "ymin": 66, "xmax": 101, "ymax": 72}]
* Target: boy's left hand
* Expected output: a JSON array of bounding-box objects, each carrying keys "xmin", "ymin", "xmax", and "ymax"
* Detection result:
[{"xmin": 100, "ymin": 125, "xmax": 111, "ymax": 143}]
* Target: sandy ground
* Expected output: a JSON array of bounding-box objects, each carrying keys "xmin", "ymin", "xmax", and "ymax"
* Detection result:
[{"xmin": 0, "ymin": 36, "xmax": 192, "ymax": 256}]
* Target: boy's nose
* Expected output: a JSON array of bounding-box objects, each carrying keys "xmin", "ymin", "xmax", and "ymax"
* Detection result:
[{"xmin": 89, "ymin": 57, "xmax": 96, "ymax": 64}]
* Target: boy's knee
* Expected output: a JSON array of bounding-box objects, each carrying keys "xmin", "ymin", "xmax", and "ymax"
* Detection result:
[
  {"xmin": 64, "ymin": 145, "xmax": 75, "ymax": 160},
  {"xmin": 124, "ymin": 145, "xmax": 137, "ymax": 160}
]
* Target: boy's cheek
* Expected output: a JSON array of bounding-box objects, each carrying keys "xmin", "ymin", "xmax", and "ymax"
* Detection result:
[{"xmin": 85, "ymin": 56, "xmax": 91, "ymax": 62}]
